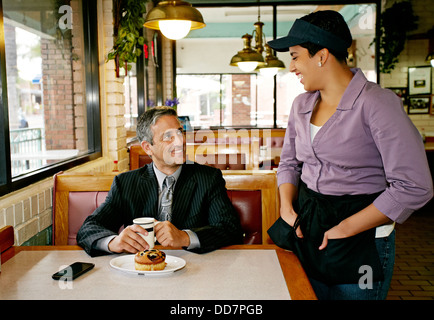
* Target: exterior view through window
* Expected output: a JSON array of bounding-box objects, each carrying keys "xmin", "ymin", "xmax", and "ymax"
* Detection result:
[{"xmin": 4, "ymin": 0, "xmax": 88, "ymax": 177}]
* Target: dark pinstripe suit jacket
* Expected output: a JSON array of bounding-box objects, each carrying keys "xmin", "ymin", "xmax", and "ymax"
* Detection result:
[{"xmin": 76, "ymin": 162, "xmax": 243, "ymax": 256}]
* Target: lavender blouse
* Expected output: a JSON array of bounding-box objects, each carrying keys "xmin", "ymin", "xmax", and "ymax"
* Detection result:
[{"xmin": 277, "ymin": 68, "xmax": 433, "ymax": 224}]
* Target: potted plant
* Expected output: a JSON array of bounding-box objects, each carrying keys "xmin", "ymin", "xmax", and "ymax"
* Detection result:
[
  {"xmin": 107, "ymin": 0, "xmax": 149, "ymax": 77},
  {"xmin": 375, "ymin": 1, "xmax": 418, "ymax": 74}
]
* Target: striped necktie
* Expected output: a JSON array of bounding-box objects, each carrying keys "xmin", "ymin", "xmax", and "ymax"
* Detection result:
[{"xmin": 159, "ymin": 176, "xmax": 175, "ymax": 221}]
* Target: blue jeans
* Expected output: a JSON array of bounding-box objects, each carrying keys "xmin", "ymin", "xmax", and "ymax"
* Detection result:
[{"xmin": 309, "ymin": 230, "xmax": 395, "ymax": 300}]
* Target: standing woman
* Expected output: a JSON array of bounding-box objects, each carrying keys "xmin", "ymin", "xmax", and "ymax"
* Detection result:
[{"xmin": 267, "ymin": 10, "xmax": 433, "ymax": 300}]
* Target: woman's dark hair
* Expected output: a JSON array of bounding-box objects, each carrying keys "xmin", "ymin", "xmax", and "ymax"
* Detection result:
[{"xmin": 300, "ymin": 10, "xmax": 352, "ymax": 62}]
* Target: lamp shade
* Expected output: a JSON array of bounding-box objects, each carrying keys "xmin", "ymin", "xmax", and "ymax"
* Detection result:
[
  {"xmin": 230, "ymin": 34, "xmax": 265, "ymax": 72},
  {"xmin": 144, "ymin": 0, "xmax": 205, "ymax": 40},
  {"xmin": 259, "ymin": 44, "xmax": 286, "ymax": 76}
]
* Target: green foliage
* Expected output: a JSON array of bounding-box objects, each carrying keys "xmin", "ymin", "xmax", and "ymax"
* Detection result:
[
  {"xmin": 107, "ymin": 0, "xmax": 148, "ymax": 75},
  {"xmin": 375, "ymin": 1, "xmax": 418, "ymax": 74}
]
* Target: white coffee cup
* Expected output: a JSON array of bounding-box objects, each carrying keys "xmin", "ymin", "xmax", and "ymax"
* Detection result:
[{"xmin": 133, "ymin": 217, "xmax": 155, "ymax": 249}]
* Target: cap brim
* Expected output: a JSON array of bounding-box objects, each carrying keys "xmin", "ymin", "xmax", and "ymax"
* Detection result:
[{"xmin": 267, "ymin": 35, "xmax": 305, "ymax": 52}]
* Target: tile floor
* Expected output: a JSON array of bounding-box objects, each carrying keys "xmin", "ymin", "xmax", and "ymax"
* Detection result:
[{"xmin": 386, "ymin": 204, "xmax": 434, "ymax": 300}]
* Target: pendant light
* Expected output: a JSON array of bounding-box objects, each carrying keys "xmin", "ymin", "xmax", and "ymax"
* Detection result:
[
  {"xmin": 259, "ymin": 44, "xmax": 286, "ymax": 76},
  {"xmin": 426, "ymin": 52, "xmax": 434, "ymax": 67},
  {"xmin": 230, "ymin": 34, "xmax": 265, "ymax": 72},
  {"xmin": 144, "ymin": 1, "xmax": 206, "ymax": 40},
  {"xmin": 229, "ymin": 2, "xmax": 285, "ymax": 74}
]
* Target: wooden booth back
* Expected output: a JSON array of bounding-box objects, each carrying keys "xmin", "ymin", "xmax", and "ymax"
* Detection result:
[{"xmin": 52, "ymin": 170, "xmax": 278, "ymax": 246}]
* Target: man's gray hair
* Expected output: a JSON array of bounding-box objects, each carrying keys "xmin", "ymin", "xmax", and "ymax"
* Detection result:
[{"xmin": 136, "ymin": 106, "xmax": 178, "ymax": 145}]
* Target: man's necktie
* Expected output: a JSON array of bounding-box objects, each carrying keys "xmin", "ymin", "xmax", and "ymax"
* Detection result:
[{"xmin": 159, "ymin": 176, "xmax": 175, "ymax": 221}]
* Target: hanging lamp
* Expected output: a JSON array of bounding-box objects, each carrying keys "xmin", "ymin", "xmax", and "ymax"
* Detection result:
[
  {"xmin": 229, "ymin": 3, "xmax": 285, "ymax": 74},
  {"xmin": 144, "ymin": 1, "xmax": 206, "ymax": 40},
  {"xmin": 259, "ymin": 44, "xmax": 286, "ymax": 76},
  {"xmin": 230, "ymin": 34, "xmax": 265, "ymax": 72}
]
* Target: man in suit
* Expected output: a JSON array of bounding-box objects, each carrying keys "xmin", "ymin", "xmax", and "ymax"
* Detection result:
[{"xmin": 77, "ymin": 106, "xmax": 243, "ymax": 256}]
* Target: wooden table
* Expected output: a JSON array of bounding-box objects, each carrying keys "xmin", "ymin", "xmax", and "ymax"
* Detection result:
[{"xmin": 0, "ymin": 244, "xmax": 316, "ymax": 300}]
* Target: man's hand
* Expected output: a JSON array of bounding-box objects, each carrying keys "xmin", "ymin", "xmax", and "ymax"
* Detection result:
[
  {"xmin": 108, "ymin": 224, "xmax": 150, "ymax": 253},
  {"xmin": 154, "ymin": 221, "xmax": 190, "ymax": 248}
]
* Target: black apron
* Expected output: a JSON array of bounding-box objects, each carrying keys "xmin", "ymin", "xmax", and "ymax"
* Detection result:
[{"xmin": 268, "ymin": 181, "xmax": 384, "ymax": 285}]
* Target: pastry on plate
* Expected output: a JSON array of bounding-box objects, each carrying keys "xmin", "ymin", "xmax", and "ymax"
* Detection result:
[{"xmin": 134, "ymin": 249, "xmax": 166, "ymax": 271}]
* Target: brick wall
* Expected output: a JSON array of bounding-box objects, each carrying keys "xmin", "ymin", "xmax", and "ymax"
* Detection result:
[
  {"xmin": 102, "ymin": 0, "xmax": 128, "ymax": 170},
  {"xmin": 41, "ymin": 38, "xmax": 75, "ymax": 150},
  {"xmin": 163, "ymin": 37, "xmax": 174, "ymax": 101},
  {"xmin": 231, "ymin": 74, "xmax": 252, "ymax": 126},
  {"xmin": 0, "ymin": 181, "xmax": 52, "ymax": 246}
]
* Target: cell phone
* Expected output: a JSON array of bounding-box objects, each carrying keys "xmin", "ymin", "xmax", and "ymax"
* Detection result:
[{"xmin": 52, "ymin": 262, "xmax": 95, "ymax": 280}]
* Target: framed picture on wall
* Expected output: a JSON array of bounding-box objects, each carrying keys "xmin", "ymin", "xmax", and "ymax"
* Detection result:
[
  {"xmin": 408, "ymin": 95, "xmax": 431, "ymax": 114},
  {"xmin": 387, "ymin": 87, "xmax": 408, "ymax": 106},
  {"xmin": 408, "ymin": 66, "xmax": 432, "ymax": 95}
]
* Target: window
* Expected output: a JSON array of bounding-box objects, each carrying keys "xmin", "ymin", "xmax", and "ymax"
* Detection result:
[
  {"xmin": 0, "ymin": 0, "xmax": 101, "ymax": 195},
  {"xmin": 177, "ymin": 73, "xmax": 277, "ymax": 128},
  {"xmin": 176, "ymin": 3, "xmax": 378, "ymax": 128},
  {"xmin": 123, "ymin": 63, "xmax": 138, "ymax": 130}
]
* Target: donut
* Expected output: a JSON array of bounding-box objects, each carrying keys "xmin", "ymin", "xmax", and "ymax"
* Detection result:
[{"xmin": 134, "ymin": 249, "xmax": 167, "ymax": 271}]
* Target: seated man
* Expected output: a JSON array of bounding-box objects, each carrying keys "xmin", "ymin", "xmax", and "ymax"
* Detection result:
[{"xmin": 77, "ymin": 106, "xmax": 243, "ymax": 256}]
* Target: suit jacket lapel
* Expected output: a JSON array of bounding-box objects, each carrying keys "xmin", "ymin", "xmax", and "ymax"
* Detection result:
[
  {"xmin": 137, "ymin": 164, "xmax": 159, "ymax": 217},
  {"xmin": 172, "ymin": 163, "xmax": 196, "ymax": 224}
]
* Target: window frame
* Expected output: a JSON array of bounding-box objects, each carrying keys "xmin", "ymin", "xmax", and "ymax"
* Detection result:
[{"xmin": 0, "ymin": 0, "xmax": 102, "ymax": 196}]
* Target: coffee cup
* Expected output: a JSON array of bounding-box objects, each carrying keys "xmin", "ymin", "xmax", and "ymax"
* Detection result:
[{"xmin": 133, "ymin": 217, "xmax": 155, "ymax": 249}]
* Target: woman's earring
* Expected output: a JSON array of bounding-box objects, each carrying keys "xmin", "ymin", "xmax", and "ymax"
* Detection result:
[{"xmin": 318, "ymin": 61, "xmax": 322, "ymax": 67}]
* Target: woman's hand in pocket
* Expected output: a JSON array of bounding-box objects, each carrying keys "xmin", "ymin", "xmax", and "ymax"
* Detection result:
[
  {"xmin": 319, "ymin": 223, "xmax": 348, "ymax": 250},
  {"xmin": 319, "ymin": 204, "xmax": 392, "ymax": 250},
  {"xmin": 281, "ymin": 206, "xmax": 304, "ymax": 238}
]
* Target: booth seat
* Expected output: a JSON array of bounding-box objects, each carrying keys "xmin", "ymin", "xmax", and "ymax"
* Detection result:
[
  {"xmin": 52, "ymin": 170, "xmax": 278, "ymax": 246},
  {"xmin": 129, "ymin": 145, "xmax": 152, "ymax": 170},
  {"xmin": 0, "ymin": 225, "xmax": 14, "ymax": 262}
]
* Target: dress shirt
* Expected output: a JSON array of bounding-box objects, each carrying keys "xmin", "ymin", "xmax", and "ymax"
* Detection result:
[
  {"xmin": 309, "ymin": 122, "xmax": 394, "ymax": 238},
  {"xmin": 277, "ymin": 68, "xmax": 433, "ymax": 224},
  {"xmin": 152, "ymin": 163, "xmax": 200, "ymax": 249}
]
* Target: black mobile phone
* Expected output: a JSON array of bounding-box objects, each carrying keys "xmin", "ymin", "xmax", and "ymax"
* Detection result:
[{"xmin": 52, "ymin": 262, "xmax": 95, "ymax": 280}]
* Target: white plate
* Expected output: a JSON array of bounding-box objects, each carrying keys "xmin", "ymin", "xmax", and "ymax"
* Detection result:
[{"xmin": 110, "ymin": 254, "xmax": 186, "ymax": 276}]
